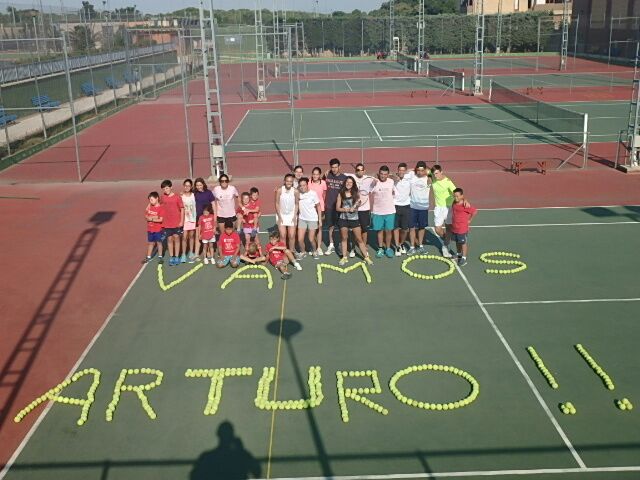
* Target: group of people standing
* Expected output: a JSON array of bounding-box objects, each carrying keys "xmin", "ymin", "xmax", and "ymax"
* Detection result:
[{"xmin": 143, "ymin": 158, "xmax": 477, "ymax": 277}]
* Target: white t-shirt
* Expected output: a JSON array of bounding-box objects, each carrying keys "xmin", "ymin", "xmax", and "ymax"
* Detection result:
[
  {"xmin": 371, "ymin": 179, "xmax": 396, "ymax": 215},
  {"xmin": 298, "ymin": 190, "xmax": 320, "ymax": 221},
  {"xmin": 181, "ymin": 192, "xmax": 197, "ymax": 223},
  {"xmin": 410, "ymin": 175, "xmax": 431, "ymax": 210},
  {"xmin": 394, "ymin": 171, "xmax": 413, "ymax": 206},
  {"xmin": 278, "ymin": 185, "xmax": 296, "ymax": 216},
  {"xmin": 213, "ymin": 185, "xmax": 239, "ymax": 218},
  {"xmin": 353, "ymin": 175, "xmax": 377, "ymax": 211}
]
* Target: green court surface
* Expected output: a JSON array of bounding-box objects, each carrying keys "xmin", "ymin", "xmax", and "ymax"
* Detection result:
[
  {"xmin": 4, "ymin": 206, "xmax": 640, "ymax": 480},
  {"xmin": 226, "ymin": 101, "xmax": 628, "ymax": 152},
  {"xmin": 484, "ymin": 71, "xmax": 634, "ymax": 90}
]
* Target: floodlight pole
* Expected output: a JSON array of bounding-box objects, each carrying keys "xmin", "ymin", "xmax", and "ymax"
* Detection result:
[
  {"xmin": 473, "ymin": 0, "xmax": 484, "ymax": 95},
  {"xmin": 559, "ymin": 0, "xmax": 570, "ymax": 70},
  {"xmin": 389, "ymin": 0, "xmax": 395, "ymax": 57},
  {"xmin": 255, "ymin": 0, "xmax": 267, "ymax": 101},
  {"xmin": 417, "ymin": 0, "xmax": 424, "ymax": 73},
  {"xmin": 496, "ymin": 0, "xmax": 503, "ymax": 54}
]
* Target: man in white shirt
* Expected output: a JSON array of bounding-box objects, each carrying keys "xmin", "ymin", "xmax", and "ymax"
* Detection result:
[
  {"xmin": 408, "ymin": 161, "xmax": 431, "ymax": 255},
  {"xmin": 392, "ymin": 163, "xmax": 413, "ymax": 256}
]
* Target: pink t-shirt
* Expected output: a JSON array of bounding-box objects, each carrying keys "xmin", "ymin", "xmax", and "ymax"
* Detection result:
[
  {"xmin": 213, "ymin": 185, "xmax": 239, "ymax": 218},
  {"xmin": 308, "ymin": 180, "xmax": 327, "ymax": 212},
  {"xmin": 370, "ymin": 179, "xmax": 395, "ymax": 215}
]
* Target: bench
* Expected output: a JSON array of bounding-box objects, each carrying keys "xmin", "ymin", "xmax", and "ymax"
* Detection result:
[
  {"xmin": 105, "ymin": 76, "xmax": 124, "ymax": 89},
  {"xmin": 81, "ymin": 82, "xmax": 102, "ymax": 96},
  {"xmin": 0, "ymin": 106, "xmax": 18, "ymax": 127},
  {"xmin": 512, "ymin": 160, "xmax": 547, "ymax": 175},
  {"xmin": 31, "ymin": 95, "xmax": 60, "ymax": 111}
]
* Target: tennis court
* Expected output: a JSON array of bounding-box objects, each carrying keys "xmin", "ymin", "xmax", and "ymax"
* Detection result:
[
  {"xmin": 226, "ymin": 101, "xmax": 628, "ymax": 152},
  {"xmin": 3, "ymin": 206, "xmax": 639, "ymax": 480}
]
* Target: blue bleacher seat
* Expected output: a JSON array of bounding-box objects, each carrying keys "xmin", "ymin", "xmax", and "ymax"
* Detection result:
[
  {"xmin": 31, "ymin": 95, "xmax": 61, "ymax": 111},
  {"xmin": 0, "ymin": 106, "xmax": 18, "ymax": 127},
  {"xmin": 81, "ymin": 82, "xmax": 102, "ymax": 96},
  {"xmin": 105, "ymin": 76, "xmax": 124, "ymax": 89}
]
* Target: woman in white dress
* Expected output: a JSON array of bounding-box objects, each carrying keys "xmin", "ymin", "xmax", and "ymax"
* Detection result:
[{"xmin": 275, "ymin": 173, "xmax": 299, "ymax": 250}]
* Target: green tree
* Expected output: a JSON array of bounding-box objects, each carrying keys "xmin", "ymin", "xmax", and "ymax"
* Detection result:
[{"xmin": 69, "ymin": 25, "xmax": 95, "ymax": 53}]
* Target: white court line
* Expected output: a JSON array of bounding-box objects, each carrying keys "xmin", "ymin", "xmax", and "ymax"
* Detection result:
[
  {"xmin": 429, "ymin": 229, "xmax": 587, "ymax": 469},
  {"xmin": 478, "ymin": 204, "xmax": 640, "ymax": 211},
  {"xmin": 485, "ymin": 298, "xmax": 640, "ymax": 306},
  {"xmin": 262, "ymin": 466, "xmax": 640, "ymax": 480},
  {"xmin": 363, "ymin": 110, "xmax": 383, "ymax": 141},
  {"xmin": 344, "ymin": 79, "xmax": 354, "ymax": 92},
  {"xmin": 0, "ymin": 263, "xmax": 149, "ymax": 480},
  {"xmin": 225, "ymin": 109, "xmax": 251, "ymax": 146},
  {"xmin": 335, "ymin": 63, "xmax": 342, "ymax": 72},
  {"xmin": 373, "ymin": 115, "xmax": 625, "ymax": 126},
  {"xmin": 473, "ymin": 221, "xmax": 639, "ymax": 228}
]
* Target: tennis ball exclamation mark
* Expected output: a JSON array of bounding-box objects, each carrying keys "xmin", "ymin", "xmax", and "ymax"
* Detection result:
[
  {"xmin": 527, "ymin": 346, "xmax": 575, "ymax": 415},
  {"xmin": 575, "ymin": 344, "xmax": 633, "ymax": 412}
]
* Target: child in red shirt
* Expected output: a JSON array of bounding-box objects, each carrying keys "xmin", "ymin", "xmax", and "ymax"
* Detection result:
[
  {"xmin": 265, "ymin": 230, "xmax": 301, "ymax": 279},
  {"xmin": 450, "ymin": 188, "xmax": 477, "ymax": 267},
  {"xmin": 216, "ymin": 219, "xmax": 241, "ymax": 268},
  {"xmin": 144, "ymin": 192, "xmax": 164, "ymax": 264},
  {"xmin": 160, "ymin": 179, "xmax": 185, "ymax": 267},
  {"xmin": 240, "ymin": 240, "xmax": 266, "ymax": 265},
  {"xmin": 198, "ymin": 204, "xmax": 216, "ymax": 265},
  {"xmin": 237, "ymin": 192, "xmax": 259, "ymax": 246}
]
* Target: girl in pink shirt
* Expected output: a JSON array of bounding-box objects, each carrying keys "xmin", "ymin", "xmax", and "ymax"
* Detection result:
[
  {"xmin": 308, "ymin": 167, "xmax": 327, "ymax": 256},
  {"xmin": 213, "ymin": 174, "xmax": 240, "ymax": 233}
]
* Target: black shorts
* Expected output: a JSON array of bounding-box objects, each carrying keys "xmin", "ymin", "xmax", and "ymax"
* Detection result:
[
  {"xmin": 358, "ymin": 210, "xmax": 371, "ymax": 230},
  {"xmin": 163, "ymin": 227, "xmax": 183, "ymax": 237},
  {"xmin": 217, "ymin": 215, "xmax": 237, "ymax": 224},
  {"xmin": 325, "ymin": 205, "xmax": 339, "ymax": 227},
  {"xmin": 394, "ymin": 205, "xmax": 411, "ymax": 230},
  {"xmin": 338, "ymin": 218, "xmax": 360, "ymax": 229}
]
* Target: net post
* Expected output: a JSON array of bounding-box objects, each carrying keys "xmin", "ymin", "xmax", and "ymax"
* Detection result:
[
  {"xmin": 488, "ymin": 79, "xmax": 493, "ymax": 102},
  {"xmin": 511, "ymin": 133, "xmax": 516, "ymax": 167},
  {"xmin": 582, "ymin": 113, "xmax": 589, "ymax": 168},
  {"xmin": 461, "ymin": 71, "xmax": 465, "ymax": 93}
]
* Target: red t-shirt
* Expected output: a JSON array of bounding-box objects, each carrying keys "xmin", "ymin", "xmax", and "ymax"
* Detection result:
[
  {"xmin": 145, "ymin": 204, "xmax": 164, "ymax": 233},
  {"xmin": 198, "ymin": 214, "xmax": 216, "ymax": 240},
  {"xmin": 219, "ymin": 231, "xmax": 241, "ymax": 256},
  {"xmin": 245, "ymin": 243, "xmax": 263, "ymax": 259},
  {"xmin": 266, "ymin": 241, "xmax": 286, "ymax": 265},
  {"xmin": 161, "ymin": 193, "xmax": 184, "ymax": 228},
  {"xmin": 237, "ymin": 205, "xmax": 256, "ymax": 229},
  {"xmin": 451, "ymin": 202, "xmax": 478, "ymax": 234}
]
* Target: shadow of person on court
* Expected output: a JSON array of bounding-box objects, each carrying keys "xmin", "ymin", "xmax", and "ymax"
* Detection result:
[{"xmin": 190, "ymin": 421, "xmax": 261, "ymax": 480}]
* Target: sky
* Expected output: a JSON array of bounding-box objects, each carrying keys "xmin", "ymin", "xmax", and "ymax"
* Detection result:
[{"xmin": 8, "ymin": 0, "xmax": 386, "ymax": 15}]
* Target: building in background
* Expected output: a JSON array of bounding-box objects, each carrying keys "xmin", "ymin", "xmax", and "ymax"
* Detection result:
[
  {"xmin": 462, "ymin": 0, "xmax": 572, "ymax": 16},
  {"xmin": 572, "ymin": 0, "xmax": 640, "ymax": 61}
]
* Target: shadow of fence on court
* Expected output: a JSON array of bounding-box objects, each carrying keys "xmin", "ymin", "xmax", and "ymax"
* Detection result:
[{"xmin": 0, "ymin": 212, "xmax": 115, "ymax": 432}]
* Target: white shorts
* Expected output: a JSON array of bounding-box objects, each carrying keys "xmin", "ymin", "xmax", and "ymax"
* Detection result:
[
  {"xmin": 433, "ymin": 206, "xmax": 452, "ymax": 227},
  {"xmin": 279, "ymin": 213, "xmax": 296, "ymax": 227},
  {"xmin": 201, "ymin": 238, "xmax": 216, "ymax": 244}
]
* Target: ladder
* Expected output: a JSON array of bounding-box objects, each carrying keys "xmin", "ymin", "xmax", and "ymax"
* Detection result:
[
  {"xmin": 417, "ymin": 0, "xmax": 425, "ymax": 73},
  {"xmin": 199, "ymin": 0, "xmax": 226, "ymax": 176},
  {"xmin": 625, "ymin": 45, "xmax": 640, "ymax": 167},
  {"xmin": 473, "ymin": 0, "xmax": 484, "ymax": 95},
  {"xmin": 559, "ymin": 0, "xmax": 570, "ymax": 70},
  {"xmin": 255, "ymin": 2, "xmax": 267, "ymax": 101},
  {"xmin": 273, "ymin": 0, "xmax": 280, "ymax": 78}
]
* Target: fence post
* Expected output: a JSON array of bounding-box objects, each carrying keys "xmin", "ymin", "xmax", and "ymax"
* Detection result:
[
  {"xmin": 435, "ymin": 135, "xmax": 439, "ymax": 163},
  {"xmin": 0, "ymin": 69, "xmax": 10, "ymax": 155},
  {"xmin": 62, "ymin": 34, "xmax": 82, "ymax": 183},
  {"xmin": 361, "ymin": 137, "xmax": 364, "ymax": 165}
]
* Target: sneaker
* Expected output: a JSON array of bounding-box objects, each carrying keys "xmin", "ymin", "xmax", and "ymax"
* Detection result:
[
  {"xmin": 400, "ymin": 244, "xmax": 407, "ymax": 255},
  {"xmin": 180, "ymin": 254, "xmax": 187, "ymax": 264},
  {"xmin": 458, "ymin": 256, "xmax": 468, "ymax": 267},
  {"xmin": 325, "ymin": 244, "xmax": 335, "ymax": 255},
  {"xmin": 376, "ymin": 248, "xmax": 385, "ymax": 258},
  {"xmin": 364, "ymin": 256, "xmax": 374, "ymax": 265},
  {"xmin": 385, "ymin": 247, "xmax": 395, "ymax": 258},
  {"xmin": 316, "ymin": 248, "xmax": 324, "ymax": 256},
  {"xmin": 294, "ymin": 262, "xmax": 302, "ymax": 271},
  {"xmin": 417, "ymin": 245, "xmax": 426, "ymax": 254},
  {"xmin": 339, "ymin": 257, "xmax": 349, "ymax": 266},
  {"xmin": 407, "ymin": 246, "xmax": 416, "ymax": 256},
  {"xmin": 282, "ymin": 271, "xmax": 292, "ymax": 280},
  {"xmin": 349, "ymin": 250, "xmax": 356, "ymax": 258},
  {"xmin": 395, "ymin": 246, "xmax": 401, "ymax": 257},
  {"xmin": 203, "ymin": 257, "xmax": 209, "ymax": 265},
  {"xmin": 188, "ymin": 255, "xmax": 196, "ymax": 264},
  {"xmin": 167, "ymin": 257, "xmax": 174, "ymax": 266},
  {"xmin": 313, "ymin": 251, "xmax": 319, "ymax": 260},
  {"xmin": 295, "ymin": 251, "xmax": 306, "ymax": 261},
  {"xmin": 142, "ymin": 256, "xmax": 152, "ymax": 264},
  {"xmin": 441, "ymin": 245, "xmax": 452, "ymax": 258},
  {"xmin": 157, "ymin": 257, "xmax": 164, "ymax": 265}
]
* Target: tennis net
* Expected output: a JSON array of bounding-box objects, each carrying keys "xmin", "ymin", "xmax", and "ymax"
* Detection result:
[
  {"xmin": 396, "ymin": 52, "xmax": 417, "ymax": 72},
  {"xmin": 489, "ymin": 80, "xmax": 587, "ymax": 146},
  {"xmin": 427, "ymin": 62, "xmax": 464, "ymax": 92}
]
